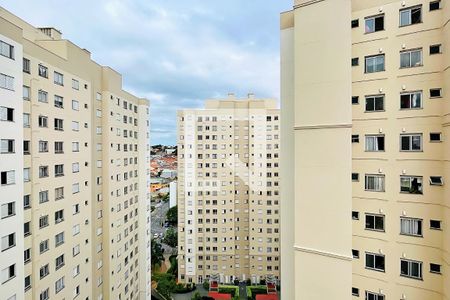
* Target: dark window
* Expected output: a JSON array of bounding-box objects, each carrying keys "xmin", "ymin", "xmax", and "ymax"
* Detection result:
[
  {"xmin": 23, "ymin": 58, "xmax": 30, "ymax": 73},
  {"xmin": 23, "ymin": 141, "xmax": 30, "ymax": 154},
  {"xmin": 430, "ymin": 133, "xmax": 442, "ymax": 142},
  {"xmin": 352, "ymin": 249, "xmax": 360, "ymax": 258},
  {"xmin": 365, "ymin": 95, "xmax": 384, "ymax": 112},
  {"xmin": 400, "ymin": 6, "xmax": 422, "ymax": 26},
  {"xmin": 430, "ymin": 44, "xmax": 441, "ymax": 55},
  {"xmin": 352, "ymin": 57, "xmax": 359, "ymax": 66},
  {"xmin": 352, "ymin": 211, "xmax": 359, "ymax": 220},
  {"xmin": 38, "ymin": 64, "xmax": 48, "ymax": 78},
  {"xmin": 365, "ymin": 15, "xmax": 384, "ymax": 33},
  {"xmin": 352, "ymin": 135, "xmax": 359, "ymax": 143},
  {"xmin": 430, "ymin": 88, "xmax": 442, "ymax": 98},
  {"xmin": 365, "ymin": 214, "xmax": 385, "ymax": 231},
  {"xmin": 352, "ymin": 173, "xmax": 359, "ymax": 181},
  {"xmin": 351, "ymin": 19, "xmax": 359, "ymax": 28},
  {"xmin": 365, "ymin": 253, "xmax": 385, "ymax": 272},
  {"xmin": 429, "ymin": 1, "xmax": 441, "ymax": 11},
  {"xmin": 430, "ymin": 220, "xmax": 441, "ymax": 230},
  {"xmin": 352, "ymin": 96, "xmax": 359, "ymax": 104},
  {"xmin": 365, "ymin": 55, "xmax": 385, "ymax": 73},
  {"xmin": 352, "ymin": 287, "xmax": 359, "ymax": 296},
  {"xmin": 401, "ymin": 259, "xmax": 423, "ymax": 279},
  {"xmin": 430, "ymin": 176, "xmax": 443, "ymax": 186},
  {"xmin": 430, "ymin": 263, "xmax": 441, "ymax": 274}
]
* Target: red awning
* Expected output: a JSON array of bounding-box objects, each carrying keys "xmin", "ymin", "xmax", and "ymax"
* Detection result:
[{"xmin": 208, "ymin": 292, "xmax": 232, "ymax": 300}]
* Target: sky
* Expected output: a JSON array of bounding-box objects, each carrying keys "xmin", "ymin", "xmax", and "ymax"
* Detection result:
[{"xmin": 1, "ymin": 0, "xmax": 292, "ymax": 145}]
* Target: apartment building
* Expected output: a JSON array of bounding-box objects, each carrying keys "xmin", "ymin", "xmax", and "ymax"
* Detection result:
[
  {"xmin": 281, "ymin": 0, "xmax": 449, "ymax": 299},
  {"xmin": 177, "ymin": 95, "xmax": 280, "ymax": 285},
  {"xmin": 0, "ymin": 7, "xmax": 151, "ymax": 300}
]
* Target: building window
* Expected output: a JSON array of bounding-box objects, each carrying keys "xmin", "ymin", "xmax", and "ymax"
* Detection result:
[
  {"xmin": 54, "ymin": 164, "xmax": 64, "ymax": 177},
  {"xmin": 0, "ymin": 139, "xmax": 15, "ymax": 154},
  {"xmin": 352, "ymin": 96, "xmax": 359, "ymax": 104},
  {"xmin": 430, "ymin": 263, "xmax": 441, "ymax": 274},
  {"xmin": 38, "ymin": 64, "xmax": 48, "ymax": 78},
  {"xmin": 400, "ymin": 5, "xmax": 422, "ymax": 26},
  {"xmin": 365, "ymin": 14, "xmax": 384, "ymax": 33},
  {"xmin": 401, "ymin": 259, "xmax": 422, "ymax": 279},
  {"xmin": 54, "ymin": 71, "xmax": 63, "ymax": 86},
  {"xmin": 400, "ymin": 134, "xmax": 422, "ymax": 151},
  {"xmin": 39, "ymin": 166, "xmax": 49, "ymax": 178},
  {"xmin": 72, "ymin": 100, "xmax": 79, "ymax": 111},
  {"xmin": 1, "ymin": 232, "xmax": 15, "ymax": 251},
  {"xmin": 40, "ymin": 288, "xmax": 49, "ymax": 300},
  {"xmin": 72, "ymin": 142, "xmax": 79, "ymax": 152},
  {"xmin": 38, "ymin": 141, "xmax": 48, "ymax": 153},
  {"xmin": 39, "ymin": 190, "xmax": 49, "ymax": 204},
  {"xmin": 352, "ymin": 211, "xmax": 359, "ymax": 220},
  {"xmin": 430, "ymin": 220, "xmax": 441, "ymax": 230},
  {"xmin": 24, "ymin": 248, "xmax": 31, "ymax": 263},
  {"xmin": 54, "ymin": 95, "xmax": 64, "ymax": 108},
  {"xmin": 72, "ymin": 79, "xmax": 79, "ymax": 90},
  {"xmin": 2, "ymin": 264, "xmax": 16, "ymax": 283},
  {"xmin": 39, "ymin": 264, "xmax": 49, "ymax": 279},
  {"xmin": 55, "ymin": 187, "xmax": 64, "ymax": 200},
  {"xmin": 429, "ymin": 0, "xmax": 441, "ymax": 11},
  {"xmin": 54, "ymin": 118, "xmax": 63, "ymax": 131},
  {"xmin": 365, "ymin": 291, "xmax": 385, "ymax": 300},
  {"xmin": 365, "ymin": 174, "xmax": 385, "ymax": 192},
  {"xmin": 72, "ymin": 183, "xmax": 80, "ymax": 194},
  {"xmin": 23, "ymin": 168, "xmax": 30, "ymax": 182},
  {"xmin": 430, "ymin": 44, "xmax": 441, "ymax": 55},
  {"xmin": 365, "ymin": 95, "xmax": 384, "ymax": 112},
  {"xmin": 55, "ymin": 141, "xmax": 64, "ymax": 153},
  {"xmin": 351, "ymin": 135, "xmax": 359, "ymax": 143},
  {"xmin": 39, "ymin": 240, "xmax": 49, "ymax": 254},
  {"xmin": 23, "ymin": 85, "xmax": 30, "ymax": 100},
  {"xmin": 429, "ymin": 176, "xmax": 443, "ymax": 186},
  {"xmin": 24, "ymin": 222, "xmax": 30, "ymax": 236},
  {"xmin": 55, "ymin": 232, "xmax": 64, "ymax": 246},
  {"xmin": 24, "ymin": 275, "xmax": 31, "ymax": 291},
  {"xmin": 352, "ymin": 249, "xmax": 360, "ymax": 258},
  {"xmin": 365, "ymin": 213, "xmax": 385, "ymax": 231},
  {"xmin": 400, "ymin": 91, "xmax": 422, "ymax": 109},
  {"xmin": 400, "ymin": 217, "xmax": 422, "ymax": 236},
  {"xmin": 1, "ymin": 170, "xmax": 15, "ymax": 185},
  {"xmin": 400, "ymin": 175, "xmax": 423, "ymax": 194},
  {"xmin": 39, "ymin": 215, "xmax": 49, "ymax": 229},
  {"xmin": 400, "ymin": 49, "xmax": 422, "ymax": 68},
  {"xmin": 352, "ymin": 287, "xmax": 359, "ymax": 297},
  {"xmin": 23, "ymin": 195, "xmax": 30, "ymax": 209},
  {"xmin": 352, "ymin": 173, "xmax": 359, "ymax": 182},
  {"xmin": 38, "ymin": 115, "xmax": 48, "ymax": 128},
  {"xmin": 365, "ymin": 253, "xmax": 385, "ymax": 272},
  {"xmin": 0, "ymin": 106, "xmax": 14, "ymax": 121},
  {"xmin": 55, "ymin": 254, "xmax": 65, "ymax": 270},
  {"xmin": 55, "ymin": 277, "xmax": 65, "ymax": 293},
  {"xmin": 365, "ymin": 135, "xmax": 385, "ymax": 151},
  {"xmin": 430, "ymin": 88, "xmax": 442, "ymax": 98},
  {"xmin": 38, "ymin": 90, "xmax": 48, "ymax": 103},
  {"xmin": 23, "ymin": 58, "xmax": 30, "ymax": 73},
  {"xmin": 365, "ymin": 54, "xmax": 385, "ymax": 73},
  {"xmin": 23, "ymin": 141, "xmax": 30, "ymax": 155},
  {"xmin": 351, "ymin": 57, "xmax": 359, "ymax": 66},
  {"xmin": 23, "ymin": 113, "xmax": 30, "ymax": 127},
  {"xmin": 351, "ymin": 19, "xmax": 359, "ymax": 28},
  {"xmin": 1, "ymin": 202, "xmax": 16, "ymax": 219},
  {"xmin": 0, "ymin": 40, "xmax": 14, "ymax": 59},
  {"xmin": 0, "ymin": 74, "xmax": 14, "ymax": 90}
]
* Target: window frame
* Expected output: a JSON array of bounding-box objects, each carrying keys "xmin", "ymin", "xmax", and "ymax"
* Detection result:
[
  {"xmin": 365, "ymin": 252, "xmax": 385, "ymax": 272},
  {"xmin": 400, "ymin": 258, "xmax": 423, "ymax": 280},
  {"xmin": 365, "ymin": 94, "xmax": 385, "ymax": 112},
  {"xmin": 364, "ymin": 14, "xmax": 384, "ymax": 33},
  {"xmin": 400, "ymin": 133, "xmax": 423, "ymax": 152},
  {"xmin": 400, "ymin": 48, "xmax": 423, "ymax": 68},
  {"xmin": 400, "ymin": 217, "xmax": 423, "ymax": 237},
  {"xmin": 365, "ymin": 54, "xmax": 385, "ymax": 73},
  {"xmin": 400, "ymin": 5, "xmax": 422, "ymax": 27}
]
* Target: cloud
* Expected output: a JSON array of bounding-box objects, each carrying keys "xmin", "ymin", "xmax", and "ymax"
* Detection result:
[{"xmin": 1, "ymin": 0, "xmax": 292, "ymax": 144}]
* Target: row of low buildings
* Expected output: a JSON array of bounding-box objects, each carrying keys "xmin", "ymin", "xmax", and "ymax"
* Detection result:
[{"xmin": 0, "ymin": 6, "xmax": 151, "ymax": 300}]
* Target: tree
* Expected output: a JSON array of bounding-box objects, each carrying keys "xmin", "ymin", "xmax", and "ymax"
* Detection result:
[
  {"xmin": 151, "ymin": 239, "xmax": 164, "ymax": 268},
  {"xmin": 156, "ymin": 275, "xmax": 176, "ymax": 299},
  {"xmin": 163, "ymin": 228, "xmax": 178, "ymax": 248},
  {"xmin": 166, "ymin": 205, "xmax": 178, "ymax": 225}
]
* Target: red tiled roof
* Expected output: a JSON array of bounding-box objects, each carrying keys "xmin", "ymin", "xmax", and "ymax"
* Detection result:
[{"xmin": 256, "ymin": 295, "xmax": 278, "ymax": 300}]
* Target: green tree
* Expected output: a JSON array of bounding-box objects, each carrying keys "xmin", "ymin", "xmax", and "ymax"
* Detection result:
[
  {"xmin": 156, "ymin": 276, "xmax": 176, "ymax": 299},
  {"xmin": 163, "ymin": 227, "xmax": 178, "ymax": 248},
  {"xmin": 151, "ymin": 239, "xmax": 164, "ymax": 268},
  {"xmin": 191, "ymin": 292, "xmax": 201, "ymax": 300},
  {"xmin": 166, "ymin": 205, "xmax": 178, "ymax": 225}
]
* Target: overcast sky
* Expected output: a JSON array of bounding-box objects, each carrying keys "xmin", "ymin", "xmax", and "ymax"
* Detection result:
[{"xmin": 1, "ymin": 0, "xmax": 292, "ymax": 145}]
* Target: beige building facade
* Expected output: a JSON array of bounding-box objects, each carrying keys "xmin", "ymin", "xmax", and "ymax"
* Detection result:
[
  {"xmin": 281, "ymin": 0, "xmax": 449, "ymax": 299},
  {"xmin": 0, "ymin": 6, "xmax": 151, "ymax": 300},
  {"xmin": 177, "ymin": 96, "xmax": 280, "ymax": 285}
]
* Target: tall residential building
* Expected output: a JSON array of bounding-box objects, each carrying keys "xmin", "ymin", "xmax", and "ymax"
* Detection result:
[
  {"xmin": 281, "ymin": 0, "xmax": 449, "ymax": 299},
  {"xmin": 0, "ymin": 7, "xmax": 151, "ymax": 300},
  {"xmin": 177, "ymin": 95, "xmax": 280, "ymax": 285}
]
